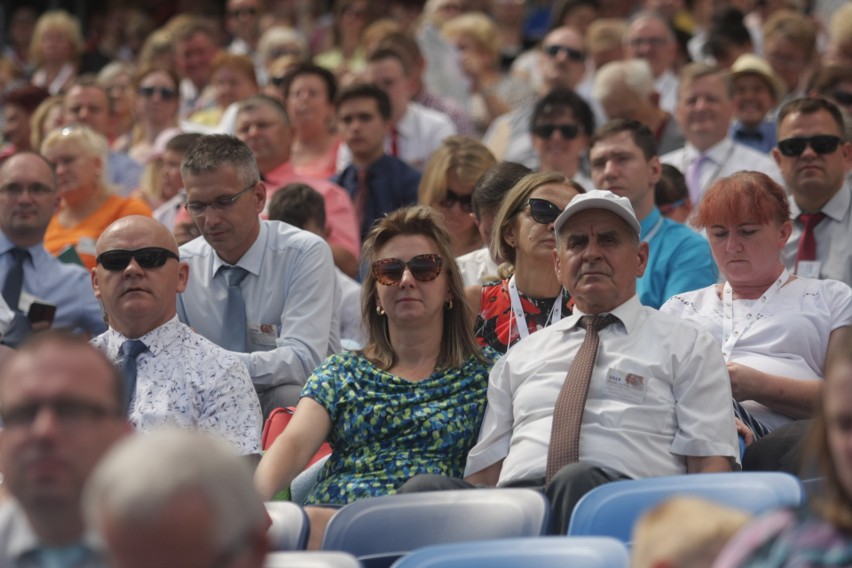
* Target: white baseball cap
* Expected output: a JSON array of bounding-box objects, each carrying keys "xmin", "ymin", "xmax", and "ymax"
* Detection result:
[{"xmin": 553, "ymin": 189, "xmax": 641, "ymax": 236}]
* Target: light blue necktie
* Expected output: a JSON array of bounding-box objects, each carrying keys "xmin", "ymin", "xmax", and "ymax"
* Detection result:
[
  {"xmin": 221, "ymin": 266, "xmax": 249, "ymax": 351},
  {"xmin": 119, "ymin": 339, "xmax": 147, "ymax": 412}
]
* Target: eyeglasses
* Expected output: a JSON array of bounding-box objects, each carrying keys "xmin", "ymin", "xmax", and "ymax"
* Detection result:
[
  {"xmin": 438, "ymin": 189, "xmax": 473, "ymax": 213},
  {"xmin": 833, "ymin": 90, "xmax": 852, "ymax": 107},
  {"xmin": 185, "ymin": 183, "xmax": 257, "ymax": 216},
  {"xmin": 96, "ymin": 247, "xmax": 180, "ymax": 271},
  {"xmin": 532, "ymin": 123, "xmax": 580, "ymax": 139},
  {"xmin": 228, "ymin": 7, "xmax": 257, "ymax": 17},
  {"xmin": 542, "ymin": 44, "xmax": 586, "ymax": 62},
  {"xmin": 517, "ymin": 197, "xmax": 563, "ymax": 225},
  {"xmin": 777, "ymin": 135, "xmax": 843, "ymax": 157},
  {"xmin": 138, "ymin": 86, "xmax": 178, "ymax": 100},
  {"xmin": 0, "ymin": 399, "xmax": 120, "ymax": 430},
  {"xmin": 0, "ymin": 182, "xmax": 54, "ymax": 197},
  {"xmin": 372, "ymin": 254, "xmax": 443, "ymax": 286}
]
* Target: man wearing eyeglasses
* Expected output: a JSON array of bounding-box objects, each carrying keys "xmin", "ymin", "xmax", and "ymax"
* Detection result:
[
  {"xmin": 623, "ymin": 12, "xmax": 680, "ymax": 114},
  {"xmin": 91, "ymin": 215, "xmax": 262, "ymax": 456},
  {"xmin": 589, "ymin": 119, "xmax": 716, "ymax": 309},
  {"xmin": 176, "ymin": 135, "xmax": 340, "ymax": 416},
  {"xmin": 0, "ymin": 332, "xmax": 132, "ymax": 567},
  {"xmin": 773, "ymin": 98, "xmax": 852, "ymax": 286},
  {"xmin": 0, "ymin": 152, "xmax": 106, "ymax": 346}
]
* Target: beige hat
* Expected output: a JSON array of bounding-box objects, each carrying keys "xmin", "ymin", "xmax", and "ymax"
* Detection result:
[
  {"xmin": 554, "ymin": 189, "xmax": 641, "ymax": 237},
  {"xmin": 729, "ymin": 54, "xmax": 787, "ymax": 103}
]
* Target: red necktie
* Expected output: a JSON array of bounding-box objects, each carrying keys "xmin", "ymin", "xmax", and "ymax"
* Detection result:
[
  {"xmin": 795, "ymin": 212, "xmax": 826, "ymax": 270},
  {"xmin": 546, "ymin": 314, "xmax": 618, "ymax": 483},
  {"xmin": 390, "ymin": 128, "xmax": 400, "ymax": 157}
]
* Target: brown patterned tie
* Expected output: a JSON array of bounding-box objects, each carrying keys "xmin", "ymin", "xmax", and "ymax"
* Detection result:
[{"xmin": 546, "ymin": 314, "xmax": 619, "ymax": 483}]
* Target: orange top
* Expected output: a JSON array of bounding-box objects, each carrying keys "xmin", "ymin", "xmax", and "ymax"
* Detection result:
[{"xmin": 44, "ymin": 195, "xmax": 153, "ymax": 270}]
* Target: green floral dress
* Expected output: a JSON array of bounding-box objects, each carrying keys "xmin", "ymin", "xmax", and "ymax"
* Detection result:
[{"xmin": 301, "ymin": 349, "xmax": 498, "ymax": 505}]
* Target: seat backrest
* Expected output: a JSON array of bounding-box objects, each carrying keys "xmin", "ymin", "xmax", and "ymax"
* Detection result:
[
  {"xmin": 264, "ymin": 551, "xmax": 363, "ymax": 568},
  {"xmin": 262, "ymin": 407, "xmax": 333, "ymax": 468},
  {"xmin": 266, "ymin": 501, "xmax": 310, "ymax": 551},
  {"xmin": 321, "ymin": 489, "xmax": 550, "ymax": 568},
  {"xmin": 390, "ymin": 536, "xmax": 629, "ymax": 568},
  {"xmin": 567, "ymin": 472, "xmax": 804, "ymax": 544}
]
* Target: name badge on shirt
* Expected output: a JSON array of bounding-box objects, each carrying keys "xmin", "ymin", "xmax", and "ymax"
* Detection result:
[
  {"xmin": 605, "ymin": 368, "xmax": 646, "ymax": 403},
  {"xmin": 248, "ymin": 323, "xmax": 278, "ymax": 347},
  {"xmin": 796, "ymin": 260, "xmax": 821, "ymax": 279}
]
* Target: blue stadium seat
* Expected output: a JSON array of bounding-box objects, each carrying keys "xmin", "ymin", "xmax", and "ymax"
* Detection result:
[
  {"xmin": 567, "ymin": 471, "xmax": 804, "ymax": 544},
  {"xmin": 390, "ymin": 536, "xmax": 629, "ymax": 568},
  {"xmin": 321, "ymin": 489, "xmax": 551, "ymax": 568},
  {"xmin": 264, "ymin": 551, "xmax": 362, "ymax": 567},
  {"xmin": 266, "ymin": 501, "xmax": 310, "ymax": 551}
]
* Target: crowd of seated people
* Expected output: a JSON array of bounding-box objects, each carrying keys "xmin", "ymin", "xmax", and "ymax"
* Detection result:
[{"xmin": 1, "ymin": 0, "xmax": 852, "ymax": 564}]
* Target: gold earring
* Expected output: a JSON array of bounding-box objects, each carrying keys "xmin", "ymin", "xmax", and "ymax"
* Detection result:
[
  {"xmin": 376, "ymin": 305, "xmax": 385, "ymax": 315},
  {"xmin": 446, "ymin": 299, "xmax": 453, "ymax": 310}
]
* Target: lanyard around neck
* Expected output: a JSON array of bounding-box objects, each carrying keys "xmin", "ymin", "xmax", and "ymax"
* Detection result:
[
  {"xmin": 720, "ymin": 268, "xmax": 789, "ymax": 361},
  {"xmin": 507, "ymin": 274, "xmax": 563, "ymax": 345}
]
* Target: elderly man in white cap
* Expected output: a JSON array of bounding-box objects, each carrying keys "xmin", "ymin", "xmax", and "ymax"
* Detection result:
[{"xmin": 399, "ymin": 190, "xmax": 739, "ymax": 534}]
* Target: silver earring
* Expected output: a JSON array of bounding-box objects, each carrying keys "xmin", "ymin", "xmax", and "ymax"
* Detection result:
[{"xmin": 376, "ymin": 305, "xmax": 385, "ymax": 315}]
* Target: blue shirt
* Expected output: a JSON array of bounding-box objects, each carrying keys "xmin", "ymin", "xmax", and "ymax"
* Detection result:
[
  {"xmin": 107, "ymin": 151, "xmax": 144, "ymax": 196},
  {"xmin": 637, "ymin": 207, "xmax": 718, "ymax": 309},
  {"xmin": 333, "ymin": 154, "xmax": 421, "ymax": 238},
  {"xmin": 729, "ymin": 120, "xmax": 777, "ymax": 154},
  {"xmin": 0, "ymin": 232, "xmax": 106, "ymax": 335}
]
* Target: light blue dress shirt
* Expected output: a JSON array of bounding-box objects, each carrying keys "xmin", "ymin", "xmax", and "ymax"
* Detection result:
[
  {"xmin": 0, "ymin": 232, "xmax": 106, "ymax": 335},
  {"xmin": 107, "ymin": 151, "xmax": 143, "ymax": 196},
  {"xmin": 637, "ymin": 207, "xmax": 718, "ymax": 309},
  {"xmin": 177, "ymin": 221, "xmax": 341, "ymax": 391}
]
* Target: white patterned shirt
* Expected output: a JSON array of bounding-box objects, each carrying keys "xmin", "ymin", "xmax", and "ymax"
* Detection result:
[{"xmin": 92, "ymin": 317, "xmax": 262, "ymax": 455}]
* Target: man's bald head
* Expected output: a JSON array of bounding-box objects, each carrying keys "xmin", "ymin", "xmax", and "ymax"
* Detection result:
[{"xmin": 92, "ymin": 216, "xmax": 188, "ymax": 339}]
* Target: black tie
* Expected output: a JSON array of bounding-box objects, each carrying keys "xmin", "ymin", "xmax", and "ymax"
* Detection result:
[{"xmin": 2, "ymin": 248, "xmax": 30, "ymax": 311}]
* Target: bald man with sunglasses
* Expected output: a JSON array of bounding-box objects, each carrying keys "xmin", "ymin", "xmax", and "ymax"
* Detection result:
[
  {"xmin": 90, "ymin": 215, "xmax": 262, "ymax": 457},
  {"xmin": 773, "ymin": 98, "xmax": 852, "ymax": 287}
]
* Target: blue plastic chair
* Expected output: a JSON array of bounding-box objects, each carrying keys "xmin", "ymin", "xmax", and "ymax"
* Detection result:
[
  {"xmin": 567, "ymin": 472, "xmax": 804, "ymax": 545},
  {"xmin": 321, "ymin": 489, "xmax": 551, "ymax": 568},
  {"xmin": 266, "ymin": 501, "xmax": 310, "ymax": 551},
  {"xmin": 390, "ymin": 536, "xmax": 629, "ymax": 568},
  {"xmin": 264, "ymin": 551, "xmax": 362, "ymax": 567}
]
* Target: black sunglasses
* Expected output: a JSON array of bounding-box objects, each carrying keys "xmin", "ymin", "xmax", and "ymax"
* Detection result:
[
  {"xmin": 372, "ymin": 254, "xmax": 443, "ymax": 286},
  {"xmin": 542, "ymin": 44, "xmax": 586, "ymax": 62},
  {"xmin": 138, "ymin": 86, "xmax": 178, "ymax": 100},
  {"xmin": 518, "ymin": 197, "xmax": 562, "ymax": 225},
  {"xmin": 438, "ymin": 189, "xmax": 473, "ymax": 213},
  {"xmin": 532, "ymin": 123, "xmax": 580, "ymax": 140},
  {"xmin": 96, "ymin": 247, "xmax": 180, "ymax": 271},
  {"xmin": 833, "ymin": 90, "xmax": 852, "ymax": 106},
  {"xmin": 777, "ymin": 135, "xmax": 843, "ymax": 157}
]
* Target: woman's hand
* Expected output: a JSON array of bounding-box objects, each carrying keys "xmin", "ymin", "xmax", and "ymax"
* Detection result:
[
  {"xmin": 735, "ymin": 417, "xmax": 755, "ymax": 446},
  {"xmin": 727, "ymin": 362, "xmax": 765, "ymax": 401}
]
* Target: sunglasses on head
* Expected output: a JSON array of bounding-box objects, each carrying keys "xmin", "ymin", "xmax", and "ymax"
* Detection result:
[
  {"xmin": 542, "ymin": 44, "xmax": 586, "ymax": 62},
  {"xmin": 438, "ymin": 189, "xmax": 473, "ymax": 213},
  {"xmin": 372, "ymin": 254, "xmax": 443, "ymax": 286},
  {"xmin": 518, "ymin": 197, "xmax": 562, "ymax": 225},
  {"xmin": 777, "ymin": 135, "xmax": 842, "ymax": 157},
  {"xmin": 138, "ymin": 86, "xmax": 178, "ymax": 100},
  {"xmin": 532, "ymin": 123, "xmax": 580, "ymax": 140},
  {"xmin": 96, "ymin": 247, "xmax": 179, "ymax": 271}
]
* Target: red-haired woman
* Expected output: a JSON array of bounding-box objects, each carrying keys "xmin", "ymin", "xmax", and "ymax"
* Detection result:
[{"xmin": 661, "ymin": 171, "xmax": 852, "ymax": 439}]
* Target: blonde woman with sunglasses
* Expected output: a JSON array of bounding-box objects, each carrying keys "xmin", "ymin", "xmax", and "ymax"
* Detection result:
[
  {"xmin": 255, "ymin": 205, "xmax": 497, "ymax": 549},
  {"xmin": 465, "ymin": 171, "xmax": 582, "ymax": 353}
]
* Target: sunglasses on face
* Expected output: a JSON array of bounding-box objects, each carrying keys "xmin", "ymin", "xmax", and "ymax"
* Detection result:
[
  {"xmin": 777, "ymin": 135, "xmax": 843, "ymax": 157},
  {"xmin": 532, "ymin": 123, "xmax": 580, "ymax": 140},
  {"xmin": 372, "ymin": 254, "xmax": 443, "ymax": 286},
  {"xmin": 138, "ymin": 86, "xmax": 178, "ymax": 100},
  {"xmin": 438, "ymin": 189, "xmax": 473, "ymax": 213},
  {"xmin": 542, "ymin": 44, "xmax": 586, "ymax": 62},
  {"xmin": 96, "ymin": 247, "xmax": 179, "ymax": 271},
  {"xmin": 518, "ymin": 197, "xmax": 562, "ymax": 225}
]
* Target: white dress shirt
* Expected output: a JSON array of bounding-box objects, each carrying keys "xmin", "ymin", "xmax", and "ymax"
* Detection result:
[
  {"xmin": 655, "ymin": 69, "xmax": 679, "ymax": 114},
  {"xmin": 782, "ymin": 181, "xmax": 852, "ymax": 287},
  {"xmin": 662, "ymin": 277, "xmax": 852, "ymax": 430},
  {"xmin": 92, "ymin": 317, "xmax": 262, "ymax": 455},
  {"xmin": 457, "ymin": 247, "xmax": 500, "ymax": 287},
  {"xmin": 465, "ymin": 295, "xmax": 738, "ymax": 484},
  {"xmin": 177, "ymin": 221, "xmax": 341, "ymax": 391},
  {"xmin": 661, "ymin": 137, "xmax": 783, "ymax": 203}
]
